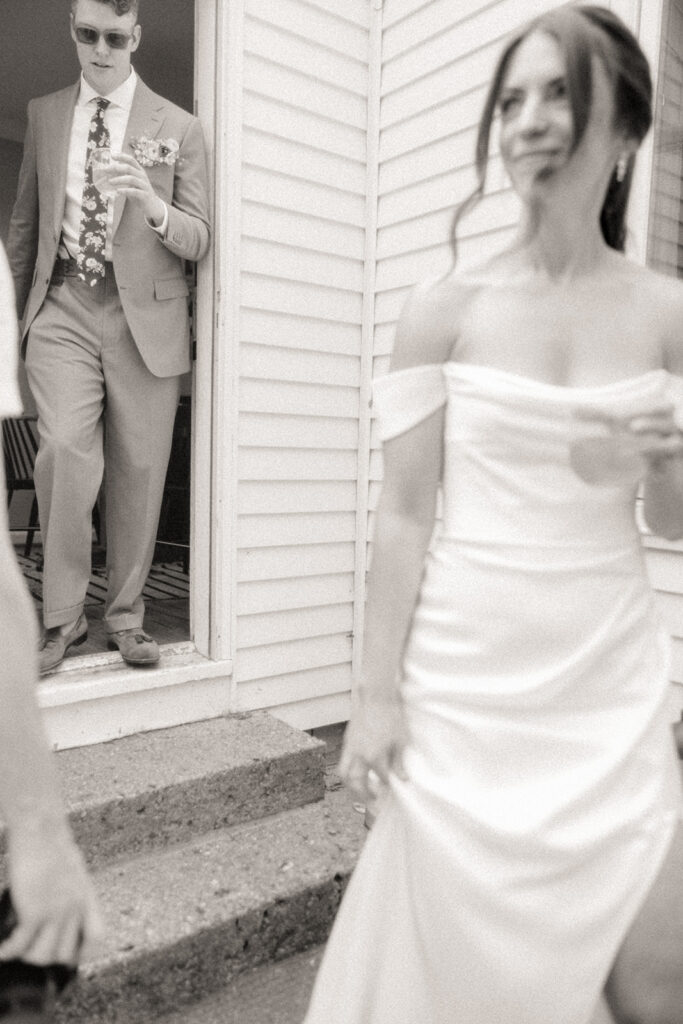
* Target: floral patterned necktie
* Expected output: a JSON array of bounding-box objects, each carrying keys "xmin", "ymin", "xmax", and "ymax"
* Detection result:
[{"xmin": 76, "ymin": 97, "xmax": 111, "ymax": 286}]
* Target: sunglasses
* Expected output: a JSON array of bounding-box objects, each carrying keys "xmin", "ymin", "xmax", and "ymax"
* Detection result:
[{"xmin": 74, "ymin": 25, "xmax": 134, "ymax": 49}]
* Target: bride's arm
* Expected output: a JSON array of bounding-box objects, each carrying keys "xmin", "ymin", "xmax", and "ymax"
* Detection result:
[
  {"xmin": 339, "ymin": 413, "xmax": 444, "ymax": 802},
  {"xmin": 358, "ymin": 408, "xmax": 445, "ymax": 701},
  {"xmin": 340, "ymin": 278, "xmax": 457, "ymax": 800}
]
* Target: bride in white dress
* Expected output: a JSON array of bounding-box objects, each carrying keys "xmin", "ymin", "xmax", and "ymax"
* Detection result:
[{"xmin": 303, "ymin": 7, "xmax": 683, "ymax": 1024}]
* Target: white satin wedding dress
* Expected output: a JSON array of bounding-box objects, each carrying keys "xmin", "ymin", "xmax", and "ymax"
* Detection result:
[{"xmin": 303, "ymin": 363, "xmax": 682, "ymax": 1024}]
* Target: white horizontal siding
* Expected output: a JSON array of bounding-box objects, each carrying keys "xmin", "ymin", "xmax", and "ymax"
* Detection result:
[
  {"xmin": 242, "ymin": 238, "xmax": 364, "ymax": 293},
  {"xmin": 235, "ymin": 665, "xmax": 351, "ymax": 728},
  {"xmin": 241, "ymin": 309, "xmax": 362, "ymax": 356},
  {"xmin": 234, "ymin": 0, "xmax": 370, "ymax": 723},
  {"xmin": 381, "ymin": 41, "xmax": 502, "ymax": 128},
  {"xmin": 244, "ymin": 95, "xmax": 367, "ymax": 163},
  {"xmin": 380, "ymin": 116, "xmax": 491, "ymax": 189},
  {"xmin": 238, "ymin": 481, "xmax": 357, "ymax": 515},
  {"xmin": 237, "ymin": 602, "xmax": 353, "ymax": 648},
  {"xmin": 238, "ymin": 512, "xmax": 356, "ymax": 548},
  {"xmin": 378, "ymin": 146, "xmax": 478, "ymax": 225},
  {"xmin": 239, "ymin": 379, "xmax": 359, "ymax": 418},
  {"xmin": 240, "ymin": 344, "xmax": 360, "ymax": 387},
  {"xmin": 239, "ymin": 412, "xmax": 358, "ymax": 448},
  {"xmin": 237, "ymin": 543, "xmax": 355, "ymax": 583},
  {"xmin": 244, "ymin": 14, "xmax": 367, "ymax": 95},
  {"xmin": 236, "ymin": 662, "xmax": 351, "ymax": 707},
  {"xmin": 238, "ymin": 574, "xmax": 354, "ymax": 616},
  {"xmin": 243, "ymin": 56, "xmax": 367, "ymax": 129},
  {"xmin": 235, "ymin": 633, "xmax": 352, "ymax": 683},
  {"xmin": 382, "ymin": 0, "xmax": 499, "ymax": 34},
  {"xmin": 298, "ymin": 0, "xmax": 369, "ymax": 29},
  {"xmin": 242, "ymin": 148, "xmax": 366, "ymax": 207},
  {"xmin": 241, "ymin": 202, "xmax": 365, "ymax": 260},
  {"xmin": 246, "ymin": 0, "xmax": 369, "ymax": 60},
  {"xmin": 381, "ymin": 0, "xmax": 559, "ymax": 97},
  {"xmin": 238, "ymin": 448, "xmax": 358, "ymax": 481},
  {"xmin": 241, "ymin": 274, "xmax": 363, "ymax": 323},
  {"xmin": 380, "ymin": 133, "xmax": 507, "ymax": 215}
]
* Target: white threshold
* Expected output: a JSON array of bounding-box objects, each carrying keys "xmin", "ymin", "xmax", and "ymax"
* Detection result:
[{"xmin": 38, "ymin": 644, "xmax": 233, "ymax": 751}]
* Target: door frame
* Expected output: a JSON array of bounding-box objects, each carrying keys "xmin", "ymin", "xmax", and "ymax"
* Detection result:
[{"xmin": 39, "ymin": 0, "xmax": 238, "ymax": 749}]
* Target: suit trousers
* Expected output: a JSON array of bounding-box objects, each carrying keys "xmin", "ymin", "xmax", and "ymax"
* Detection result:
[{"xmin": 24, "ymin": 264, "xmax": 181, "ymax": 632}]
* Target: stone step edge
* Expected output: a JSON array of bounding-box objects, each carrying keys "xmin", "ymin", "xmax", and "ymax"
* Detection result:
[
  {"xmin": 1, "ymin": 712, "xmax": 327, "ymax": 871},
  {"xmin": 56, "ymin": 787, "xmax": 365, "ymax": 1023},
  {"xmin": 151, "ymin": 944, "xmax": 325, "ymax": 1024}
]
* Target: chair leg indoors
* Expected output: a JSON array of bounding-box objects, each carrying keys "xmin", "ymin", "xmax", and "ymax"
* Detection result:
[{"xmin": 24, "ymin": 496, "xmax": 39, "ymax": 558}]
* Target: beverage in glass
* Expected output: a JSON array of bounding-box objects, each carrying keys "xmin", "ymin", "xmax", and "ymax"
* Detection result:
[
  {"xmin": 569, "ymin": 433, "xmax": 644, "ymax": 485},
  {"xmin": 90, "ymin": 148, "xmax": 117, "ymax": 200}
]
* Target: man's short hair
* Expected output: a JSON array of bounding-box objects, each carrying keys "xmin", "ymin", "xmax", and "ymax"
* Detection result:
[{"xmin": 71, "ymin": 0, "xmax": 140, "ymax": 18}]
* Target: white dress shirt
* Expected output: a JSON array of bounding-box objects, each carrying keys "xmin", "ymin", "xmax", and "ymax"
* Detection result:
[{"xmin": 59, "ymin": 69, "xmax": 167, "ymax": 261}]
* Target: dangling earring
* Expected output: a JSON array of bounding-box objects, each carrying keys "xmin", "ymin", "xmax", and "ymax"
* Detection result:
[{"xmin": 615, "ymin": 153, "xmax": 629, "ymax": 183}]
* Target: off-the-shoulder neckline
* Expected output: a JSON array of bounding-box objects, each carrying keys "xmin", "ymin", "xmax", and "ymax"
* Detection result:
[{"xmin": 383, "ymin": 362, "xmax": 670, "ymax": 395}]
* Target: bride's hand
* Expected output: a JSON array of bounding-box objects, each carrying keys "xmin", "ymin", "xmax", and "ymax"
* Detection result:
[
  {"xmin": 339, "ymin": 690, "xmax": 410, "ymax": 804},
  {"xmin": 626, "ymin": 405, "xmax": 683, "ymax": 471},
  {"xmin": 573, "ymin": 403, "xmax": 683, "ymax": 473}
]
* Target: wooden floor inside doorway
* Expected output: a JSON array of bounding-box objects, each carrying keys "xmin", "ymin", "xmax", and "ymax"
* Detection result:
[{"xmin": 16, "ymin": 544, "xmax": 190, "ymax": 656}]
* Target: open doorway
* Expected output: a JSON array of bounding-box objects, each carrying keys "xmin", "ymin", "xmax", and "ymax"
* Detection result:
[{"xmin": 1, "ymin": 0, "xmax": 197, "ymax": 660}]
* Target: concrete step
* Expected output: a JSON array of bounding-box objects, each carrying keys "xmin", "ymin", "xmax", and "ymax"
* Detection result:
[
  {"xmin": 55, "ymin": 787, "xmax": 366, "ymax": 1023},
  {"xmin": 1, "ymin": 712, "xmax": 326, "ymax": 872},
  {"xmin": 152, "ymin": 945, "xmax": 325, "ymax": 1024}
]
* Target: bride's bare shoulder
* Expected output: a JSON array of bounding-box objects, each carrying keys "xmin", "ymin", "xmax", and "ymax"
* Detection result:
[{"xmin": 390, "ymin": 266, "xmax": 492, "ymax": 371}]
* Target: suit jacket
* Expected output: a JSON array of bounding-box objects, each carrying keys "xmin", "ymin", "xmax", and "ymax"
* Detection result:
[{"xmin": 7, "ymin": 76, "xmax": 211, "ymax": 377}]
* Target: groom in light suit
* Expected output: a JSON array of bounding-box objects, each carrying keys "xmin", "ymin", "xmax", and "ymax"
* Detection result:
[{"xmin": 7, "ymin": 0, "xmax": 210, "ymax": 673}]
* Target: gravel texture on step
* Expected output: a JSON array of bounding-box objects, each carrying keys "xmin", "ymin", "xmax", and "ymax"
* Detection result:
[
  {"xmin": 1, "ymin": 713, "xmax": 326, "ymax": 871},
  {"xmin": 55, "ymin": 788, "xmax": 365, "ymax": 1023},
  {"xmin": 153, "ymin": 946, "xmax": 325, "ymax": 1024}
]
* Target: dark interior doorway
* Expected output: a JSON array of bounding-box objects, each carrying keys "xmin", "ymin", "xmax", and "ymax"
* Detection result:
[{"xmin": 1, "ymin": 0, "xmax": 196, "ymax": 657}]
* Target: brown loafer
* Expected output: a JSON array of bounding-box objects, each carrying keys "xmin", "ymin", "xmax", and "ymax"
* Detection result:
[
  {"xmin": 39, "ymin": 614, "xmax": 88, "ymax": 676},
  {"xmin": 107, "ymin": 628, "xmax": 159, "ymax": 666}
]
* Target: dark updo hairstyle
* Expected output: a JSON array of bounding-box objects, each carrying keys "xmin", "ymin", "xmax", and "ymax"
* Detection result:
[{"xmin": 452, "ymin": 4, "xmax": 652, "ymax": 256}]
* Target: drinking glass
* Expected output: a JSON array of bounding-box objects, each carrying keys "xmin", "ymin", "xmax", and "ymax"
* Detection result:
[
  {"xmin": 569, "ymin": 433, "xmax": 644, "ymax": 486},
  {"xmin": 90, "ymin": 148, "xmax": 117, "ymax": 201}
]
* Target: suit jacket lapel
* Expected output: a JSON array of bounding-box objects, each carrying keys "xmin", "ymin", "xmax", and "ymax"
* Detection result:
[
  {"xmin": 112, "ymin": 78, "xmax": 165, "ymax": 237},
  {"xmin": 52, "ymin": 83, "xmax": 79, "ymax": 240}
]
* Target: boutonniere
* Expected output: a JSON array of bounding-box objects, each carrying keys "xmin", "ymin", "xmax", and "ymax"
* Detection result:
[{"xmin": 130, "ymin": 135, "xmax": 180, "ymax": 167}]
